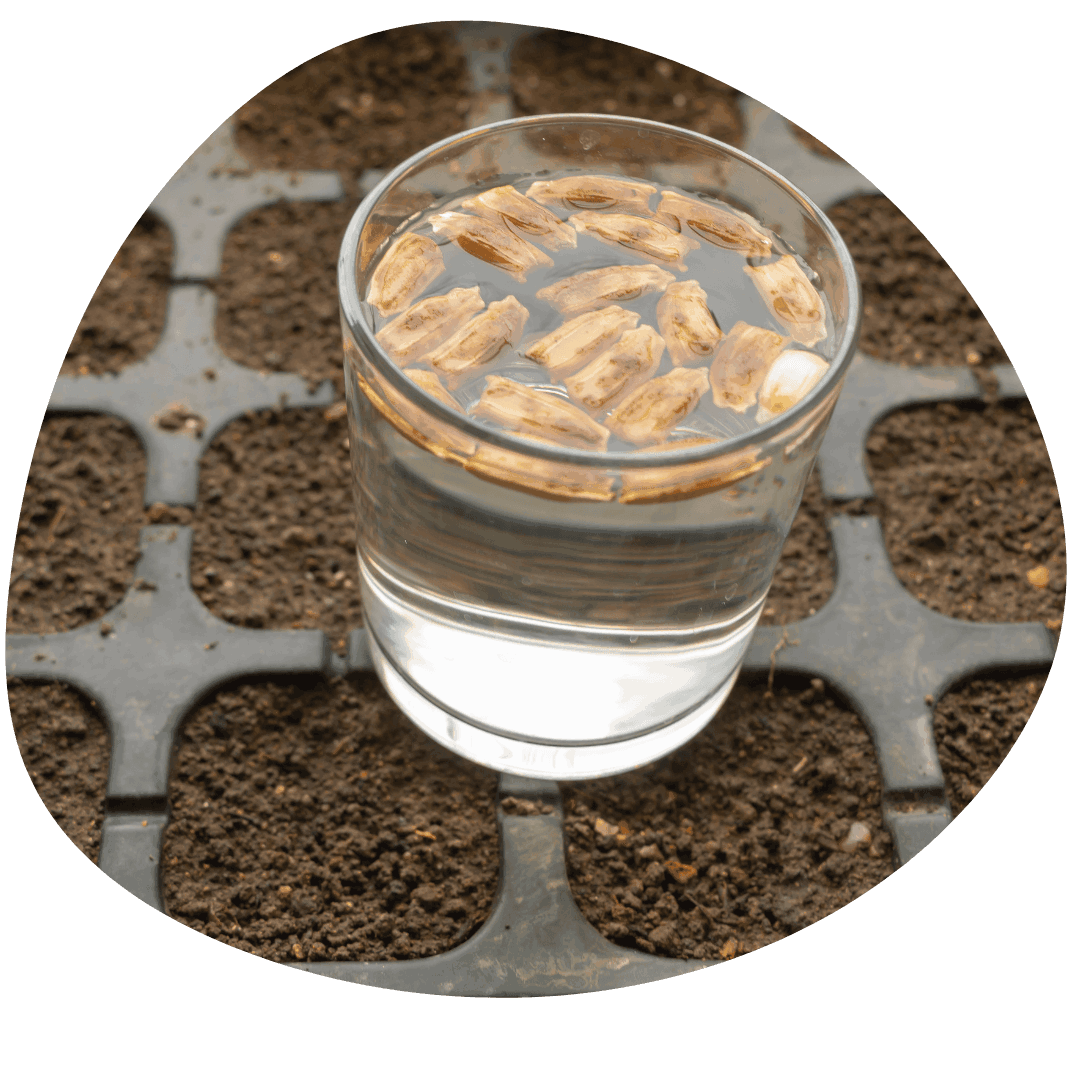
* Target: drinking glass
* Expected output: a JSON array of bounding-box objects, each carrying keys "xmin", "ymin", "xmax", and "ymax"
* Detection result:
[{"xmin": 338, "ymin": 114, "xmax": 861, "ymax": 779}]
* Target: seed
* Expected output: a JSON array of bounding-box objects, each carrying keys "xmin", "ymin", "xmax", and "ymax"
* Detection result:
[
  {"xmin": 524, "ymin": 305, "xmax": 640, "ymax": 379},
  {"xmin": 536, "ymin": 263, "xmax": 675, "ymax": 316},
  {"xmin": 569, "ymin": 211, "xmax": 698, "ymax": 270},
  {"xmin": 564, "ymin": 326, "xmax": 665, "ymax": 416},
  {"xmin": 462, "ymin": 185, "xmax": 577, "ymax": 251},
  {"xmin": 755, "ymin": 350, "xmax": 830, "ymax": 424},
  {"xmin": 376, "ymin": 286, "xmax": 485, "ymax": 364},
  {"xmin": 526, "ymin": 174, "xmax": 656, "ymax": 215},
  {"xmin": 655, "ymin": 191, "xmax": 772, "ymax": 256},
  {"xmin": 605, "ymin": 367, "xmax": 710, "ymax": 446},
  {"xmin": 471, "ymin": 375, "xmax": 611, "ymax": 451},
  {"xmin": 428, "ymin": 296, "xmax": 530, "ymax": 388},
  {"xmin": 430, "ymin": 211, "xmax": 553, "ymax": 282},
  {"xmin": 656, "ymin": 279, "xmax": 724, "ymax": 366},
  {"xmin": 710, "ymin": 322, "xmax": 789, "ymax": 413},
  {"xmin": 365, "ymin": 232, "xmax": 445, "ymax": 318},
  {"xmin": 744, "ymin": 255, "xmax": 827, "ymax": 346}
]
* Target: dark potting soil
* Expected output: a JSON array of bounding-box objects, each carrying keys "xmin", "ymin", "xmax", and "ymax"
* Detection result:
[
  {"xmin": 509, "ymin": 29, "xmax": 744, "ymax": 148},
  {"xmin": 184, "ymin": 405, "xmax": 362, "ymax": 652},
  {"xmin": 934, "ymin": 673, "xmax": 1047, "ymax": 816},
  {"xmin": 6, "ymin": 679, "xmax": 109, "ymax": 862},
  {"xmin": 827, "ymin": 195, "xmax": 1010, "ymax": 373},
  {"xmin": 232, "ymin": 24, "xmax": 472, "ymax": 192},
  {"xmin": 563, "ymin": 676, "xmax": 892, "ymax": 961},
  {"xmin": 8, "ymin": 415, "xmax": 148, "ymax": 634},
  {"xmin": 866, "ymin": 400, "xmax": 1065, "ymax": 631},
  {"xmin": 213, "ymin": 200, "xmax": 358, "ymax": 394},
  {"xmin": 160, "ymin": 676, "xmax": 499, "ymax": 962},
  {"xmin": 60, "ymin": 212, "xmax": 172, "ymax": 379}
]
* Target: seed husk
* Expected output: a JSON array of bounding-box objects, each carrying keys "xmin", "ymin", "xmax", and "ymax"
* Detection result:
[
  {"xmin": 523, "ymin": 305, "xmax": 640, "ymax": 380},
  {"xmin": 568, "ymin": 211, "xmax": 698, "ymax": 270},
  {"xmin": 430, "ymin": 211, "xmax": 553, "ymax": 282},
  {"xmin": 536, "ymin": 263, "xmax": 675, "ymax": 316},
  {"xmin": 655, "ymin": 191, "xmax": 772, "ymax": 256},
  {"xmin": 656, "ymin": 280, "xmax": 724, "ymax": 367},
  {"xmin": 744, "ymin": 255, "xmax": 827, "ymax": 346},
  {"xmin": 376, "ymin": 286, "xmax": 485, "ymax": 365},
  {"xmin": 564, "ymin": 326, "xmax": 665, "ymax": 416},
  {"xmin": 471, "ymin": 375, "xmax": 611, "ymax": 451},
  {"xmin": 709, "ymin": 321, "xmax": 790, "ymax": 413},
  {"xmin": 462, "ymin": 185, "xmax": 577, "ymax": 252},
  {"xmin": 365, "ymin": 233, "xmax": 445, "ymax": 318},
  {"xmin": 525, "ymin": 174, "xmax": 656, "ymax": 215}
]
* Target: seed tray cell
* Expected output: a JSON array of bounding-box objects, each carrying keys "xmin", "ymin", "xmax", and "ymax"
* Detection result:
[
  {"xmin": 62, "ymin": 213, "xmax": 173, "ymax": 379},
  {"xmin": 8, "ymin": 415, "xmax": 148, "ymax": 634},
  {"xmin": 161, "ymin": 675, "xmax": 501, "ymax": 964},
  {"xmin": 186, "ymin": 405, "xmax": 361, "ymax": 649},
  {"xmin": 7, "ymin": 23, "xmax": 1057, "ymax": 995}
]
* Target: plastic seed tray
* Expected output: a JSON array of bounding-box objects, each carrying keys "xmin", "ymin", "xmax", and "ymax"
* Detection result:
[{"xmin": 6, "ymin": 23, "xmax": 1057, "ymax": 996}]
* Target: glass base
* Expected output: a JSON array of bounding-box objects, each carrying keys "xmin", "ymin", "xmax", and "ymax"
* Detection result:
[{"xmin": 368, "ymin": 630, "xmax": 739, "ymax": 780}]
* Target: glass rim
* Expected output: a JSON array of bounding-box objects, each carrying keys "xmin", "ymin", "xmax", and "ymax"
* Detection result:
[{"xmin": 338, "ymin": 112, "xmax": 862, "ymax": 469}]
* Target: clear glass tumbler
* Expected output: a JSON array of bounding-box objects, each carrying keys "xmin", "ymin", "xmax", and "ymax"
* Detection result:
[{"xmin": 338, "ymin": 114, "xmax": 861, "ymax": 780}]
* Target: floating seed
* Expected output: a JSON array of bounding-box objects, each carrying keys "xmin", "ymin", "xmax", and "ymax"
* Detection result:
[
  {"xmin": 430, "ymin": 211, "xmax": 553, "ymax": 282},
  {"xmin": 365, "ymin": 232, "xmax": 445, "ymax": 318},
  {"xmin": 564, "ymin": 325, "xmax": 665, "ymax": 416},
  {"xmin": 462, "ymin": 185, "xmax": 577, "ymax": 252},
  {"xmin": 709, "ymin": 321, "xmax": 789, "ymax": 413},
  {"xmin": 525, "ymin": 175, "xmax": 656, "ymax": 215},
  {"xmin": 605, "ymin": 367, "xmax": 710, "ymax": 446},
  {"xmin": 754, "ymin": 350, "xmax": 830, "ymax": 424},
  {"xmin": 523, "ymin": 304, "xmax": 640, "ymax": 380},
  {"xmin": 375, "ymin": 286, "xmax": 485, "ymax": 365},
  {"xmin": 471, "ymin": 375, "xmax": 611, "ymax": 451},
  {"xmin": 744, "ymin": 255, "xmax": 827, "ymax": 346},
  {"xmin": 428, "ymin": 296, "xmax": 530, "ymax": 388},
  {"xmin": 655, "ymin": 191, "xmax": 772, "ymax": 256},
  {"xmin": 569, "ymin": 211, "xmax": 699, "ymax": 270},
  {"xmin": 536, "ymin": 263, "xmax": 676, "ymax": 316},
  {"xmin": 656, "ymin": 280, "xmax": 723, "ymax": 366}
]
